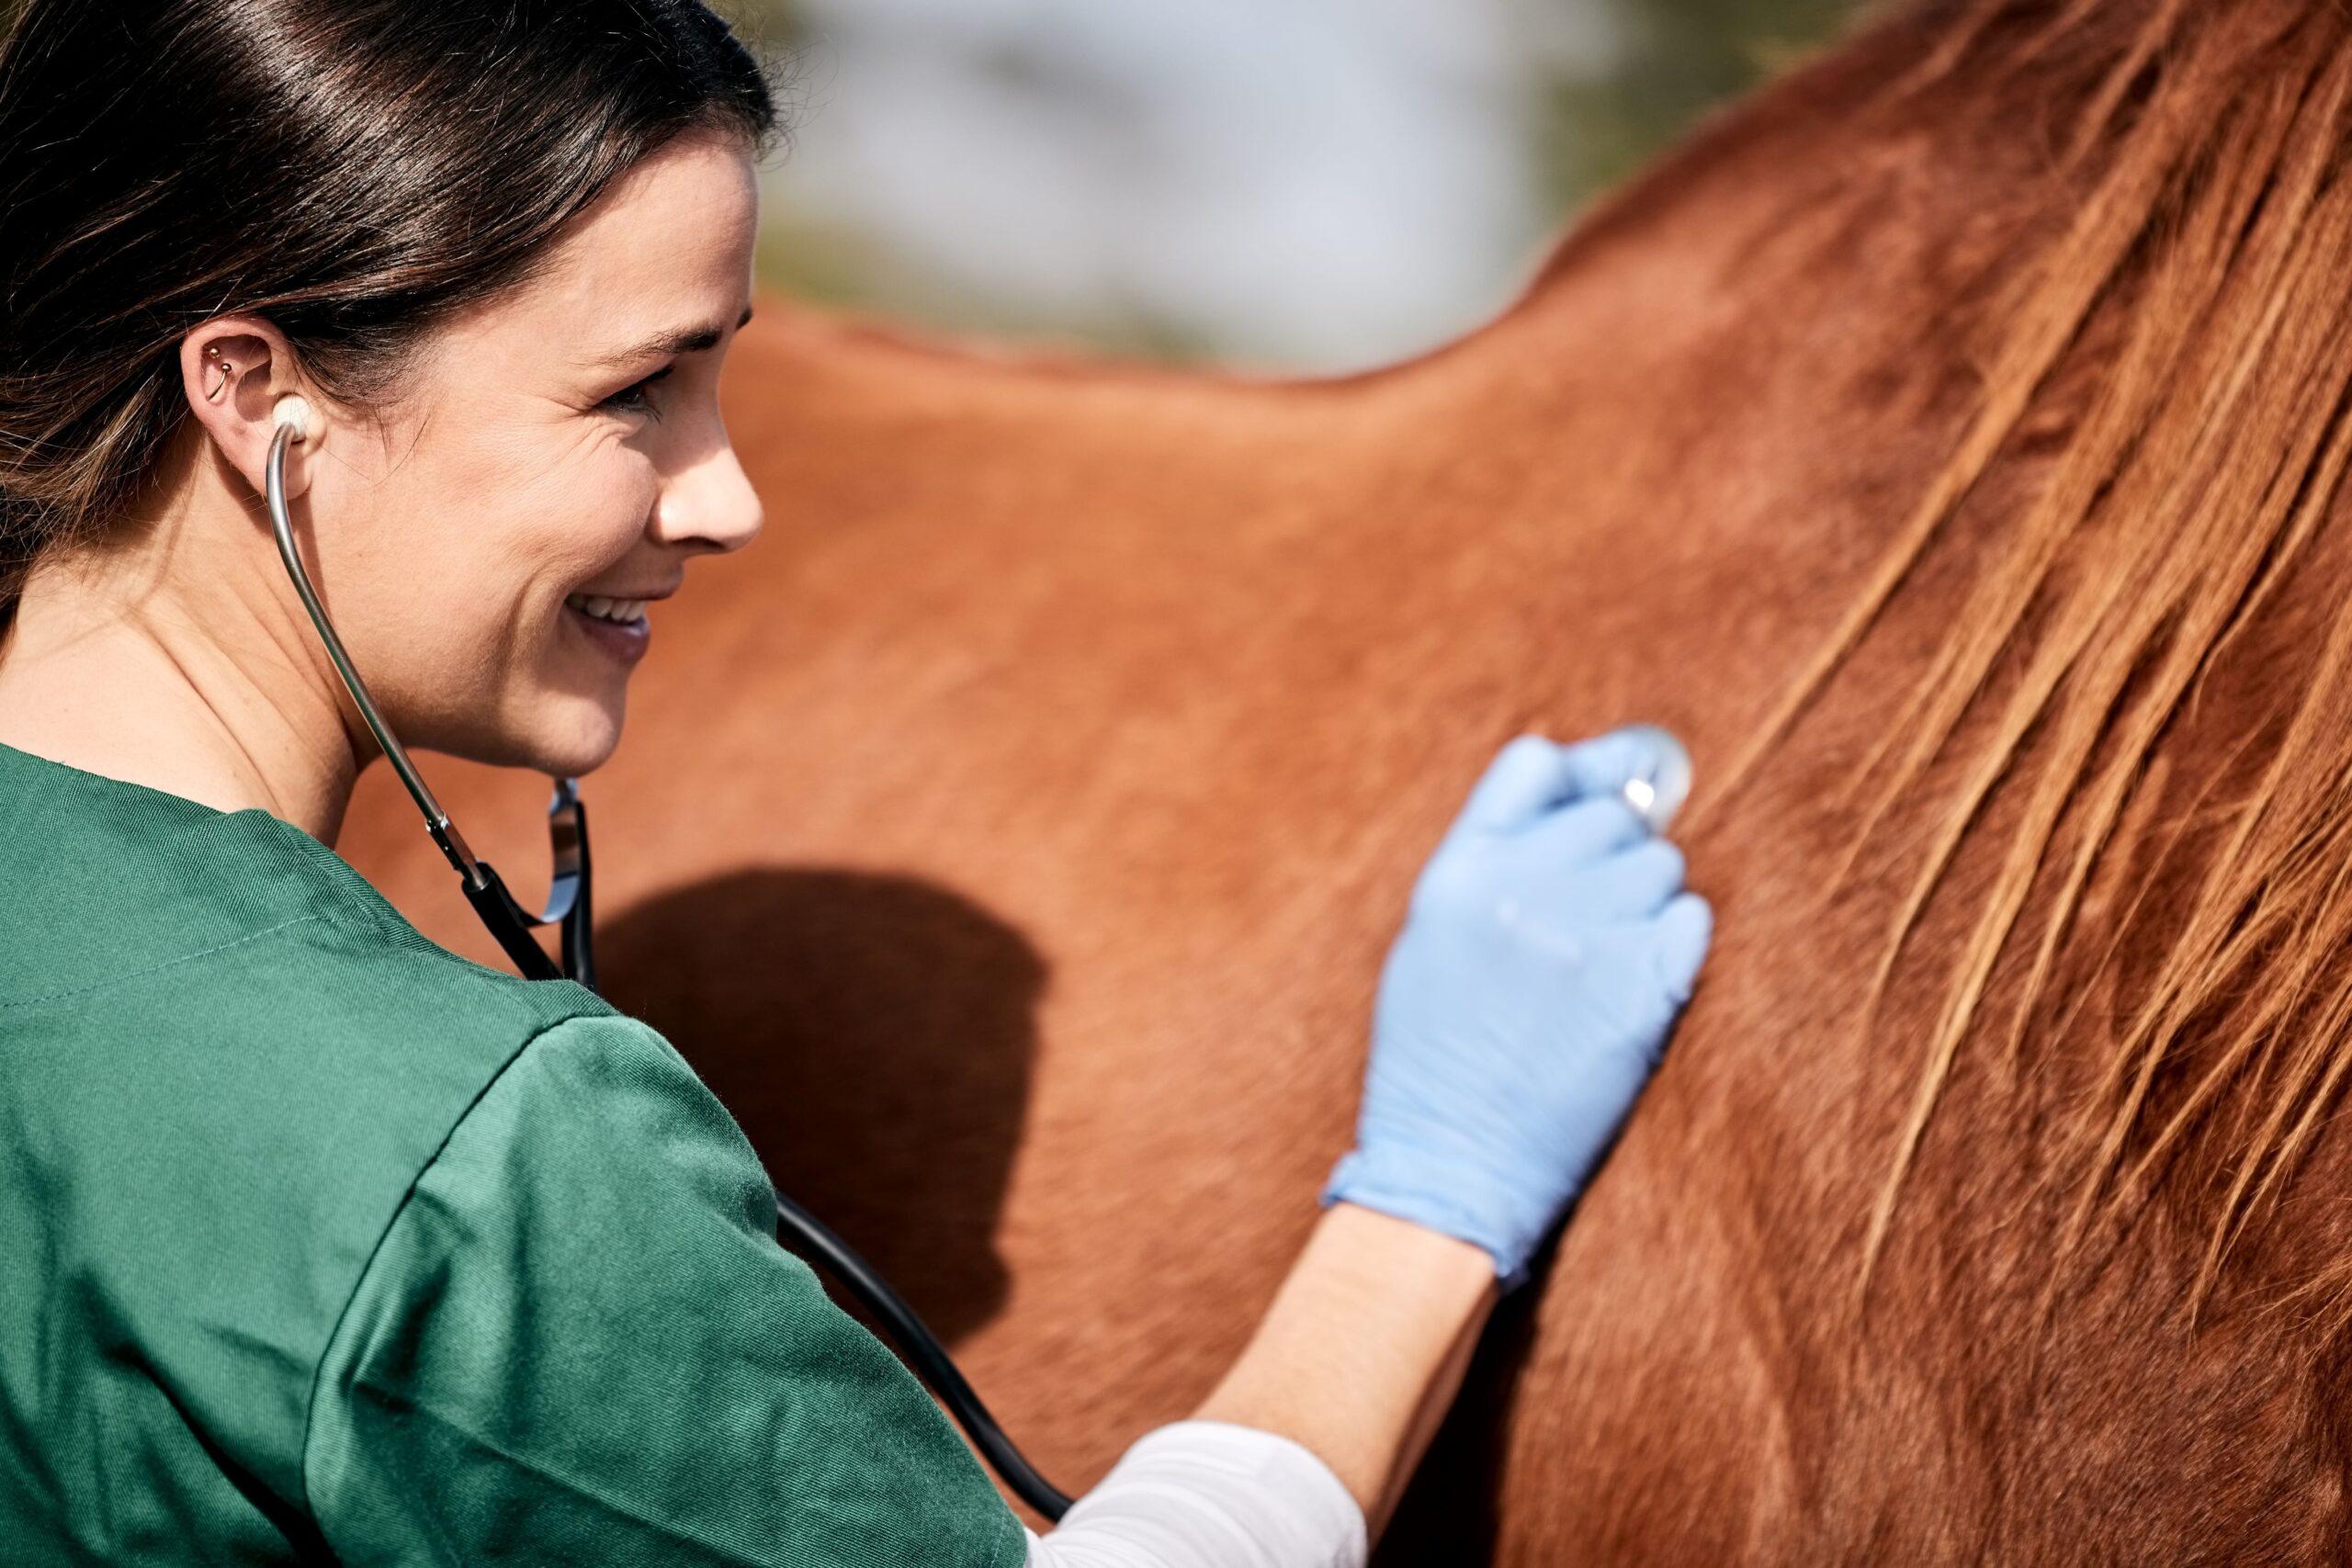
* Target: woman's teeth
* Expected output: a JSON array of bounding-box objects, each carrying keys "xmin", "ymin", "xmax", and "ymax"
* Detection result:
[{"xmin": 566, "ymin": 592, "xmax": 647, "ymax": 626}]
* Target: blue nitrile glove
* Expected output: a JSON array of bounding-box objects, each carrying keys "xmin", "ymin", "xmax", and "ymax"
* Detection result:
[{"xmin": 1322, "ymin": 728, "xmax": 1713, "ymax": 1288}]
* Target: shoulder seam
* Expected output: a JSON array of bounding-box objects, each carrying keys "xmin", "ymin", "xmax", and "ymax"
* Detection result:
[
  {"xmin": 293, "ymin": 1008, "xmax": 609, "ymax": 1532},
  {"xmin": 305, "ymin": 906, "xmax": 618, "ymax": 1027},
  {"xmin": 0, "ymin": 916, "xmax": 330, "ymax": 1012},
  {"xmin": 0, "ymin": 908, "xmax": 585, "ymax": 1036}
]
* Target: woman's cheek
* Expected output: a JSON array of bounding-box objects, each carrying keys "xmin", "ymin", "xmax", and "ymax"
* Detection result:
[{"xmin": 545, "ymin": 451, "xmax": 658, "ymax": 570}]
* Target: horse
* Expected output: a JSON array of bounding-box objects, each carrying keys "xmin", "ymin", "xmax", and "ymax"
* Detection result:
[{"xmin": 339, "ymin": 0, "xmax": 2352, "ymax": 1556}]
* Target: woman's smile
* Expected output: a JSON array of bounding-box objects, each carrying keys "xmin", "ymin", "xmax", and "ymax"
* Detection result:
[{"xmin": 561, "ymin": 588, "xmax": 662, "ymax": 667}]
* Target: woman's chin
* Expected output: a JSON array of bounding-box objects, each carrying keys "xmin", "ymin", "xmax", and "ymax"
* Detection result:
[
  {"xmin": 465, "ymin": 699, "xmax": 626, "ymax": 780},
  {"xmin": 534, "ymin": 713, "xmax": 625, "ymax": 780}
]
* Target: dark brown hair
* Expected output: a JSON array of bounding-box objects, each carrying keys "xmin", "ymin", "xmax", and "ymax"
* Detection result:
[{"xmin": 0, "ymin": 0, "xmax": 785, "ymax": 634}]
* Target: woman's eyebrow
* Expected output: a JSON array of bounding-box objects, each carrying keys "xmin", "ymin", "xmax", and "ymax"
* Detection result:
[{"xmin": 591, "ymin": 304, "xmax": 756, "ymax": 369}]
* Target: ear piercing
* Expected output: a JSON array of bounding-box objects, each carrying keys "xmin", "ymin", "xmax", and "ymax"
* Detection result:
[{"xmin": 208, "ymin": 349, "xmax": 318, "ymax": 443}]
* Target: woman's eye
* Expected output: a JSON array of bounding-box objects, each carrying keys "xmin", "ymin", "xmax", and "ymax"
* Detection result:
[{"xmin": 601, "ymin": 366, "xmax": 673, "ymax": 416}]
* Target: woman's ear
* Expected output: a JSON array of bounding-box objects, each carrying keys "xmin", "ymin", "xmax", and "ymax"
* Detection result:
[{"xmin": 178, "ymin": 317, "xmax": 322, "ymax": 500}]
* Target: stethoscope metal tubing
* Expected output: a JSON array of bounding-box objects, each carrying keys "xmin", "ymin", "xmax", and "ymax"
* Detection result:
[
  {"xmin": 266, "ymin": 422, "xmax": 592, "ymax": 984},
  {"xmin": 267, "ymin": 423, "xmax": 468, "ymax": 876}
]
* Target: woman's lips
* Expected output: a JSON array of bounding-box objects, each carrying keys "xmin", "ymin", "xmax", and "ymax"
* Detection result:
[{"xmin": 564, "ymin": 599, "xmax": 650, "ymax": 666}]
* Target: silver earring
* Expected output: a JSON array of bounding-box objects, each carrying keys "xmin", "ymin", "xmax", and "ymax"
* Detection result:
[{"xmin": 203, "ymin": 345, "xmax": 232, "ymax": 402}]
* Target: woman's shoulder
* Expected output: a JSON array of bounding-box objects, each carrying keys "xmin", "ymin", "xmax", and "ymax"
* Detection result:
[
  {"xmin": 0, "ymin": 874, "xmax": 662, "ymax": 1531},
  {"xmin": 5, "ymin": 838, "xmax": 618, "ymax": 1133},
  {"xmin": 0, "ymin": 736, "xmax": 594, "ymax": 1037},
  {"xmin": 1, "ymin": 850, "xmax": 628, "ymax": 1260}
]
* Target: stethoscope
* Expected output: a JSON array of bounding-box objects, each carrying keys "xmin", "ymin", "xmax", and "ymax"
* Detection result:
[
  {"xmin": 265, "ymin": 395, "xmax": 1694, "ymax": 1522},
  {"xmin": 265, "ymin": 397, "xmax": 1075, "ymax": 1519}
]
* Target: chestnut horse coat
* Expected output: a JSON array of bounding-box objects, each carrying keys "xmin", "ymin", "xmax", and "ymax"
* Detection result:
[{"xmin": 343, "ymin": 0, "xmax": 2352, "ymax": 1558}]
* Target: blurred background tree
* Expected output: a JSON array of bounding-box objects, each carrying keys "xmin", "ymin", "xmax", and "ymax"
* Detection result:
[{"xmin": 720, "ymin": 0, "xmax": 1869, "ymax": 370}]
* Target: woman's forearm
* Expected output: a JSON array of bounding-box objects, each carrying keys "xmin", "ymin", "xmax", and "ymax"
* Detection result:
[
  {"xmin": 1191, "ymin": 1201, "xmax": 1498, "ymax": 1539},
  {"xmin": 1018, "ymin": 1205, "xmax": 1492, "ymax": 1567},
  {"xmin": 1026, "ymin": 730, "xmax": 1706, "ymax": 1567}
]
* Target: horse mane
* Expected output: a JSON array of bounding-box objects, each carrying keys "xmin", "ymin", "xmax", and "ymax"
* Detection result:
[{"xmin": 1690, "ymin": 0, "xmax": 2352, "ymax": 1325}]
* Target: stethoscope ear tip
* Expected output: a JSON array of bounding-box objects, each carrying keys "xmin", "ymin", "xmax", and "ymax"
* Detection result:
[{"xmin": 271, "ymin": 394, "xmax": 321, "ymax": 444}]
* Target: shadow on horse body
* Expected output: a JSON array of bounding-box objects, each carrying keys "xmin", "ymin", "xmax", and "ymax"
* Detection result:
[{"xmin": 341, "ymin": 0, "xmax": 2352, "ymax": 1555}]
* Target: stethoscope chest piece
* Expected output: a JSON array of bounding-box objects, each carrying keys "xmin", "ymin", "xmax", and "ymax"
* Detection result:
[{"xmin": 1614, "ymin": 723, "xmax": 1693, "ymax": 833}]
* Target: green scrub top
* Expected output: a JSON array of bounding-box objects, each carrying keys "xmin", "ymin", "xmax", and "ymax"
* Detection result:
[{"xmin": 0, "ymin": 739, "xmax": 1030, "ymax": 1566}]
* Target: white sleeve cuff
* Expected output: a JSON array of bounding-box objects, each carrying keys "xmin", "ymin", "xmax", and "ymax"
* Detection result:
[{"xmin": 1022, "ymin": 1419, "xmax": 1369, "ymax": 1568}]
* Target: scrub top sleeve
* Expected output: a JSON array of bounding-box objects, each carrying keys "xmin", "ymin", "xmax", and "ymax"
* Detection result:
[{"xmin": 300, "ymin": 1010, "xmax": 1029, "ymax": 1568}]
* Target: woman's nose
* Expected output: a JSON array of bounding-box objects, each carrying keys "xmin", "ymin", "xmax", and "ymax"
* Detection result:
[{"xmin": 655, "ymin": 434, "xmax": 763, "ymax": 555}]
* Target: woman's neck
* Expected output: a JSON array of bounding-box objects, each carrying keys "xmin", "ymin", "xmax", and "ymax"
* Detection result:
[{"xmin": 0, "ymin": 489, "xmax": 364, "ymax": 844}]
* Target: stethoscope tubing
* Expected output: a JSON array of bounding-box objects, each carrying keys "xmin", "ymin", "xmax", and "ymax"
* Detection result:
[
  {"xmin": 266, "ymin": 417, "xmax": 594, "ymax": 987},
  {"xmin": 266, "ymin": 421, "xmax": 469, "ymax": 876},
  {"xmin": 262, "ymin": 410, "xmax": 1068, "ymax": 1517}
]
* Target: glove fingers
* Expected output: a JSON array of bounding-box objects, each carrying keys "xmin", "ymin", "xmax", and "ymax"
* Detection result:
[
  {"xmin": 1453, "ymin": 734, "xmax": 1577, "ymax": 834},
  {"xmin": 1557, "ymin": 725, "xmax": 1688, "ymax": 809},
  {"xmin": 1647, "ymin": 892, "xmax": 1713, "ymax": 1007},
  {"xmin": 1518, "ymin": 794, "xmax": 1647, "ymax": 867},
  {"xmin": 1453, "ymin": 725, "xmax": 1692, "ymax": 839},
  {"xmin": 1557, "ymin": 838, "xmax": 1685, "ymax": 919}
]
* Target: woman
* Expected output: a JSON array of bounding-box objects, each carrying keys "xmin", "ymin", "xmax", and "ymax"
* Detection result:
[{"xmin": 0, "ymin": 2, "xmax": 1712, "ymax": 1562}]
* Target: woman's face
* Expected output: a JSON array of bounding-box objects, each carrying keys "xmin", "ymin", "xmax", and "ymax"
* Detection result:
[{"xmin": 299, "ymin": 125, "xmax": 763, "ymax": 780}]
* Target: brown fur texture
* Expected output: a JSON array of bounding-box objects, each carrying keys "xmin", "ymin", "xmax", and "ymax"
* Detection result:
[{"xmin": 340, "ymin": 0, "xmax": 2352, "ymax": 1556}]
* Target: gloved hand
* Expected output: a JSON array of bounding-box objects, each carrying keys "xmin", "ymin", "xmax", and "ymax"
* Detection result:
[{"xmin": 1321, "ymin": 728, "xmax": 1713, "ymax": 1288}]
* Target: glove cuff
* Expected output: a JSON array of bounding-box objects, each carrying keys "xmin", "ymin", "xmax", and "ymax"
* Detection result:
[{"xmin": 1319, "ymin": 1146, "xmax": 1549, "ymax": 1291}]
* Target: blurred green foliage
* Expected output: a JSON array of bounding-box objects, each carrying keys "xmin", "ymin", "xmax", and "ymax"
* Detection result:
[{"xmin": 1535, "ymin": 0, "xmax": 1864, "ymax": 209}]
